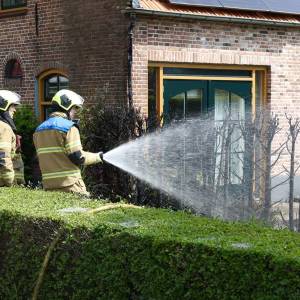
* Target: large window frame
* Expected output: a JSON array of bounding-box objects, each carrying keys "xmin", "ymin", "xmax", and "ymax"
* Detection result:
[
  {"xmin": 38, "ymin": 70, "xmax": 69, "ymax": 121},
  {"xmin": 148, "ymin": 63, "xmax": 267, "ymax": 121}
]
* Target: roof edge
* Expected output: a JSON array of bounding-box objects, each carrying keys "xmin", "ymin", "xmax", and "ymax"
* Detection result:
[{"xmin": 126, "ymin": 8, "xmax": 300, "ymax": 28}]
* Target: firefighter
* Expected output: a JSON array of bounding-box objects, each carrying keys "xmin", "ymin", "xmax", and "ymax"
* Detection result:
[
  {"xmin": 0, "ymin": 90, "xmax": 24, "ymax": 187},
  {"xmin": 33, "ymin": 89, "xmax": 103, "ymax": 196}
]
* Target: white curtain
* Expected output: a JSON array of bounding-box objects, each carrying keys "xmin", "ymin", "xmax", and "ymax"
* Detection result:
[{"xmin": 215, "ymin": 89, "xmax": 245, "ymax": 185}]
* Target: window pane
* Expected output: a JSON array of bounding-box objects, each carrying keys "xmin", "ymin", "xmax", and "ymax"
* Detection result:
[
  {"xmin": 214, "ymin": 89, "xmax": 246, "ymax": 185},
  {"xmin": 44, "ymin": 74, "xmax": 69, "ymax": 102},
  {"xmin": 215, "ymin": 89, "xmax": 230, "ymax": 121},
  {"xmin": 186, "ymin": 89, "xmax": 202, "ymax": 119},
  {"xmin": 44, "ymin": 76, "xmax": 59, "ymax": 101},
  {"xmin": 169, "ymin": 92, "xmax": 184, "ymax": 120},
  {"xmin": 231, "ymin": 127, "xmax": 244, "ymax": 153},
  {"xmin": 59, "ymin": 76, "xmax": 69, "ymax": 90},
  {"xmin": 231, "ymin": 93, "xmax": 245, "ymax": 121},
  {"xmin": 164, "ymin": 68, "xmax": 251, "ymax": 77},
  {"xmin": 48, "ymin": 76, "xmax": 58, "ymax": 84},
  {"xmin": 230, "ymin": 152, "xmax": 243, "ymax": 184},
  {"xmin": 2, "ymin": 0, "xmax": 27, "ymax": 9}
]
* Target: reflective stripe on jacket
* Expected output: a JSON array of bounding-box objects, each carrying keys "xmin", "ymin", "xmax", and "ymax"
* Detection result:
[
  {"xmin": 0, "ymin": 120, "xmax": 16, "ymax": 186},
  {"xmin": 33, "ymin": 112, "xmax": 101, "ymax": 190}
]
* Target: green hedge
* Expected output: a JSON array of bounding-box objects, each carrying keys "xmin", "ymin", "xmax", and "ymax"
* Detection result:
[
  {"xmin": 14, "ymin": 105, "xmax": 39, "ymax": 183},
  {"xmin": 0, "ymin": 188, "xmax": 300, "ymax": 299}
]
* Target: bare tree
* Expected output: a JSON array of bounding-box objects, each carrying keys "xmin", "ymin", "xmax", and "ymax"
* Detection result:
[
  {"xmin": 257, "ymin": 112, "xmax": 283, "ymax": 220},
  {"xmin": 235, "ymin": 110, "xmax": 288, "ymax": 222},
  {"xmin": 284, "ymin": 114, "xmax": 300, "ymax": 231}
]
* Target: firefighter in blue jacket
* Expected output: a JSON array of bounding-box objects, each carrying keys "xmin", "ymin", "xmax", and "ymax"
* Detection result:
[{"xmin": 33, "ymin": 89, "xmax": 103, "ymax": 196}]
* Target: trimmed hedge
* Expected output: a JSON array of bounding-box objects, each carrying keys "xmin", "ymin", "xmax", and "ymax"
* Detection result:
[{"xmin": 0, "ymin": 188, "xmax": 300, "ymax": 299}]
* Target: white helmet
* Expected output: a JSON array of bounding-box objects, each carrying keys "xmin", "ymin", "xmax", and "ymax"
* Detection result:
[
  {"xmin": 52, "ymin": 89, "xmax": 85, "ymax": 111},
  {"xmin": 0, "ymin": 90, "xmax": 21, "ymax": 112}
]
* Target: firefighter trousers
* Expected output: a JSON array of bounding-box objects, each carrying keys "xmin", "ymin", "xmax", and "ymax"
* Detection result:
[
  {"xmin": 45, "ymin": 178, "xmax": 90, "ymax": 197},
  {"xmin": 0, "ymin": 170, "xmax": 14, "ymax": 187}
]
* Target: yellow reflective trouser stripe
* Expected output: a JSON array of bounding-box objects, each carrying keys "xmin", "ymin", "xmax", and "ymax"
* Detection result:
[
  {"xmin": 0, "ymin": 142, "xmax": 11, "ymax": 149},
  {"xmin": 42, "ymin": 170, "xmax": 80, "ymax": 180},
  {"xmin": 65, "ymin": 141, "xmax": 81, "ymax": 151},
  {"xmin": 37, "ymin": 147, "xmax": 65, "ymax": 154},
  {"xmin": 14, "ymin": 172, "xmax": 24, "ymax": 179},
  {"xmin": 0, "ymin": 172, "xmax": 14, "ymax": 179}
]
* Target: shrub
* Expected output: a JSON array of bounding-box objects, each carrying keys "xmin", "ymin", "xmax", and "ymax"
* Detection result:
[
  {"xmin": 1, "ymin": 187, "xmax": 300, "ymax": 299},
  {"xmin": 14, "ymin": 105, "xmax": 39, "ymax": 184},
  {"xmin": 80, "ymin": 100, "xmax": 177, "ymax": 209},
  {"xmin": 80, "ymin": 101, "xmax": 145, "ymax": 199}
]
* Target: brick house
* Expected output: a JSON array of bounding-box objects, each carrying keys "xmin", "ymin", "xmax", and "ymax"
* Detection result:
[
  {"xmin": 1, "ymin": 0, "xmax": 300, "ymax": 201},
  {"xmin": 1, "ymin": 0, "xmax": 299, "ymax": 121},
  {"xmin": 0, "ymin": 0, "xmax": 130, "ymax": 120}
]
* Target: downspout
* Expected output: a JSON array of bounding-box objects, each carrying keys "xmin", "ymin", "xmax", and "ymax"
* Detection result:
[
  {"xmin": 34, "ymin": 79, "xmax": 39, "ymax": 118},
  {"xmin": 127, "ymin": 13, "xmax": 136, "ymax": 109},
  {"xmin": 35, "ymin": 2, "xmax": 39, "ymax": 36}
]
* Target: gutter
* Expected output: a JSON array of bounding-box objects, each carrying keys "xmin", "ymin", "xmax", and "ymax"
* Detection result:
[{"xmin": 125, "ymin": 8, "xmax": 300, "ymax": 28}]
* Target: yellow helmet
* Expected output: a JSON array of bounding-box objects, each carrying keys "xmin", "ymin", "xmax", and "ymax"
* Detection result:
[
  {"xmin": 0, "ymin": 90, "xmax": 21, "ymax": 112},
  {"xmin": 52, "ymin": 89, "xmax": 84, "ymax": 111}
]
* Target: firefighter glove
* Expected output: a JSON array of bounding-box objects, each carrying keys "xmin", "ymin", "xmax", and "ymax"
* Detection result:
[{"xmin": 99, "ymin": 151, "xmax": 104, "ymax": 161}]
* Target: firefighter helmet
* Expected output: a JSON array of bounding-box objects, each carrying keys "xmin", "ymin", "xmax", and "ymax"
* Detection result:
[
  {"xmin": 52, "ymin": 89, "xmax": 85, "ymax": 111},
  {"xmin": 0, "ymin": 90, "xmax": 21, "ymax": 112}
]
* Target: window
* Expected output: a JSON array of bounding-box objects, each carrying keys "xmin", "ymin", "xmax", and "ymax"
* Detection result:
[
  {"xmin": 38, "ymin": 71, "xmax": 69, "ymax": 120},
  {"xmin": 1, "ymin": 0, "xmax": 27, "ymax": 10},
  {"xmin": 44, "ymin": 75, "xmax": 69, "ymax": 101},
  {"xmin": 5, "ymin": 59, "xmax": 23, "ymax": 79},
  {"xmin": 148, "ymin": 64, "xmax": 267, "ymax": 208},
  {"xmin": 149, "ymin": 64, "xmax": 266, "ymax": 122}
]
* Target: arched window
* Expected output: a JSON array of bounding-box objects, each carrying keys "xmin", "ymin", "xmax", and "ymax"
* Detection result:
[
  {"xmin": 38, "ymin": 70, "xmax": 69, "ymax": 120},
  {"xmin": 5, "ymin": 59, "xmax": 23, "ymax": 79}
]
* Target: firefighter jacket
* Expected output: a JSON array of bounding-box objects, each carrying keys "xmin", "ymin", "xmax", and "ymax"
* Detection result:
[
  {"xmin": 0, "ymin": 119, "xmax": 16, "ymax": 186},
  {"xmin": 33, "ymin": 112, "xmax": 102, "ymax": 190}
]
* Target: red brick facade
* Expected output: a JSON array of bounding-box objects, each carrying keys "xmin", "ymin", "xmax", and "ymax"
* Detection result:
[
  {"xmin": 1, "ymin": 1, "xmax": 300, "ymax": 124},
  {"xmin": 0, "ymin": 0, "xmax": 130, "ymax": 113}
]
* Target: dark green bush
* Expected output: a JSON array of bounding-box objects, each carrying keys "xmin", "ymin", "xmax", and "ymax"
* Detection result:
[
  {"xmin": 1, "ymin": 187, "xmax": 300, "ymax": 299},
  {"xmin": 14, "ymin": 105, "xmax": 39, "ymax": 183},
  {"xmin": 80, "ymin": 102, "xmax": 175, "ymax": 208},
  {"xmin": 81, "ymin": 101, "xmax": 144, "ymax": 198}
]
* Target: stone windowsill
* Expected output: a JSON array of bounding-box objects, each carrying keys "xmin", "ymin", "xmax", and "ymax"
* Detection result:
[{"xmin": 0, "ymin": 7, "xmax": 28, "ymax": 19}]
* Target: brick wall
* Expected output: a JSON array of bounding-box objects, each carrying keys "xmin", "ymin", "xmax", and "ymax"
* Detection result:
[{"xmin": 0, "ymin": 0, "xmax": 130, "ymax": 111}]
